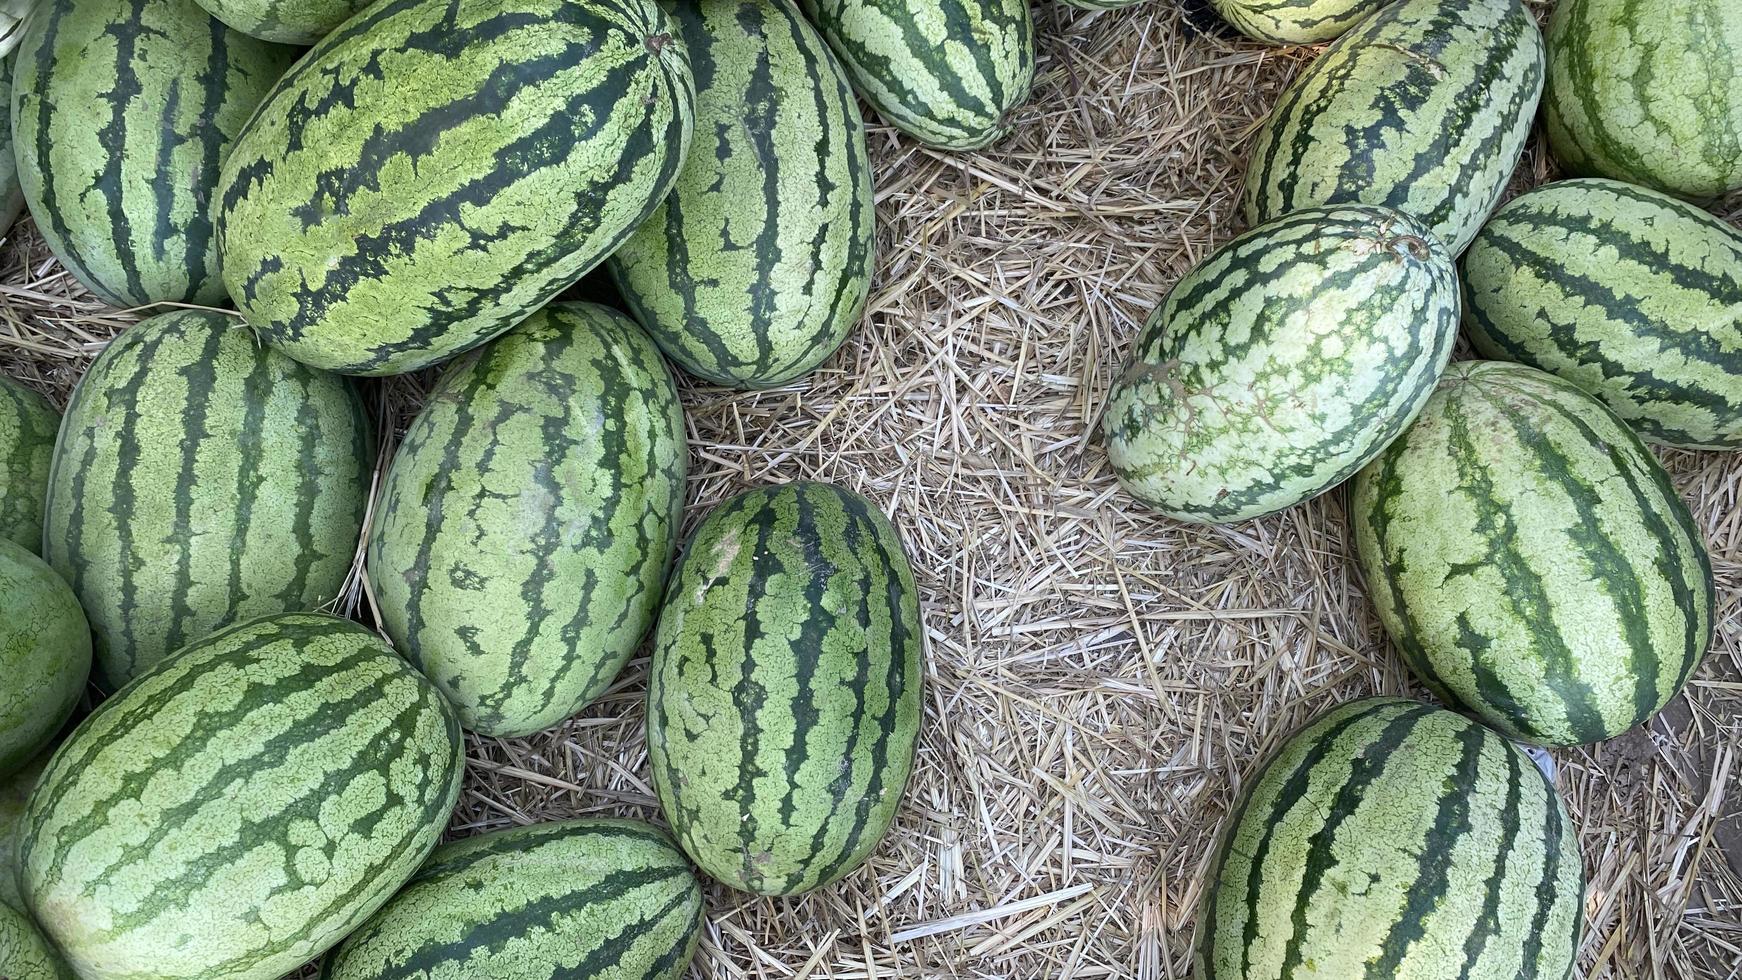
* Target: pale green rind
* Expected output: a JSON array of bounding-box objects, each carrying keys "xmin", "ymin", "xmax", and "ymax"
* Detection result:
[
  {"xmin": 1352, "ymin": 361, "xmax": 1714, "ymax": 746},
  {"xmin": 0, "ymin": 541, "xmax": 87, "ymax": 777},
  {"xmin": 318, "ymin": 819, "xmax": 703, "ymax": 980},
  {"xmin": 798, "ymin": 0, "xmax": 1034, "ymax": 150},
  {"xmin": 42, "ymin": 310, "xmax": 373, "ymax": 690},
  {"xmin": 0, "ymin": 55, "xmax": 23, "ymax": 234},
  {"xmin": 608, "ymin": 0, "xmax": 875, "ymax": 389},
  {"xmin": 216, "ymin": 0, "xmax": 696, "ymax": 376},
  {"xmin": 1543, "ymin": 0, "xmax": 1742, "ymax": 200},
  {"xmin": 0, "ymin": 754, "xmax": 48, "ymax": 910},
  {"xmin": 1210, "ymin": 0, "xmax": 1394, "ymax": 44},
  {"xmin": 10, "ymin": 0, "xmax": 296, "ymax": 308},
  {"xmin": 0, "ymin": 902, "xmax": 73, "ymax": 979},
  {"xmin": 191, "ymin": 0, "xmax": 366, "ymax": 43},
  {"xmin": 1196, "ymin": 697, "xmax": 1584, "ymax": 979},
  {"xmin": 1242, "ymin": 0, "xmax": 1543, "ymax": 255},
  {"xmin": 1463, "ymin": 178, "xmax": 1742, "ymax": 449},
  {"xmin": 1102, "ymin": 205, "xmax": 1458, "ymax": 524},
  {"xmin": 20, "ymin": 612, "xmax": 465, "ymax": 980},
  {"xmin": 367, "ymin": 302, "xmax": 686, "ymax": 738},
  {"xmin": 0, "ymin": 375, "xmax": 57, "ymax": 552}
]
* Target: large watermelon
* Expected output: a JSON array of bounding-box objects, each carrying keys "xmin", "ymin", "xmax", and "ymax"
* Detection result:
[
  {"xmin": 0, "ymin": 754, "xmax": 47, "ymax": 910},
  {"xmin": 648, "ymin": 482, "xmax": 923, "ymax": 896},
  {"xmin": 11, "ymin": 0, "xmax": 295, "ymax": 308},
  {"xmin": 1102, "ymin": 205, "xmax": 1458, "ymax": 524},
  {"xmin": 1353, "ymin": 360, "xmax": 1713, "ymax": 746},
  {"xmin": 367, "ymin": 302, "xmax": 686, "ymax": 738},
  {"xmin": 42, "ymin": 309, "xmax": 373, "ymax": 690},
  {"xmin": 1463, "ymin": 178, "xmax": 1742, "ymax": 450},
  {"xmin": 1543, "ymin": 0, "xmax": 1742, "ymax": 200},
  {"xmin": 0, "ymin": 540, "xmax": 88, "ymax": 777},
  {"xmin": 798, "ymin": 0, "xmax": 1034, "ymax": 150},
  {"xmin": 215, "ymin": 0, "xmax": 696, "ymax": 377},
  {"xmin": 1197, "ymin": 697, "xmax": 1584, "ymax": 979},
  {"xmin": 0, "ymin": 375, "xmax": 56, "ymax": 552},
  {"xmin": 1210, "ymin": 0, "xmax": 1395, "ymax": 44},
  {"xmin": 1243, "ymin": 0, "xmax": 1543, "ymax": 255},
  {"xmin": 19, "ymin": 612, "xmax": 465, "ymax": 980},
  {"xmin": 607, "ymin": 0, "xmax": 875, "ymax": 389},
  {"xmin": 317, "ymin": 819, "xmax": 703, "ymax": 980},
  {"xmin": 0, "ymin": 902, "xmax": 72, "ymax": 979},
  {"xmin": 192, "ymin": 0, "xmax": 365, "ymax": 42}
]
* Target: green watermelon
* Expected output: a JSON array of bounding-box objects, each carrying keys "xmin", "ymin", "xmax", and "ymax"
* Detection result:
[
  {"xmin": 1197, "ymin": 697, "xmax": 1584, "ymax": 979},
  {"xmin": 1543, "ymin": 0, "xmax": 1742, "ymax": 200},
  {"xmin": 0, "ymin": 375, "xmax": 57, "ymax": 552},
  {"xmin": 1057, "ymin": 0, "xmax": 1146, "ymax": 8},
  {"xmin": 1353, "ymin": 360, "xmax": 1713, "ymax": 746},
  {"xmin": 317, "ymin": 819, "xmax": 703, "ymax": 980},
  {"xmin": 192, "ymin": 0, "xmax": 365, "ymax": 42},
  {"xmin": 215, "ymin": 0, "xmax": 696, "ymax": 377},
  {"xmin": 20, "ymin": 612, "xmax": 465, "ymax": 980},
  {"xmin": 607, "ymin": 0, "xmax": 875, "ymax": 389},
  {"xmin": 1210, "ymin": 0, "xmax": 1394, "ymax": 44},
  {"xmin": 648, "ymin": 482, "xmax": 923, "ymax": 896},
  {"xmin": 797, "ymin": 0, "xmax": 1034, "ymax": 150},
  {"xmin": 11, "ymin": 0, "xmax": 295, "ymax": 308},
  {"xmin": 42, "ymin": 309, "xmax": 373, "ymax": 691},
  {"xmin": 1102, "ymin": 205, "xmax": 1458, "ymax": 524},
  {"xmin": 1463, "ymin": 178, "xmax": 1742, "ymax": 450},
  {"xmin": 367, "ymin": 302, "xmax": 686, "ymax": 738},
  {"xmin": 1243, "ymin": 0, "xmax": 1543, "ymax": 255},
  {"xmin": 0, "ymin": 56, "xmax": 23, "ymax": 235},
  {"xmin": 0, "ymin": 902, "xmax": 72, "ymax": 979},
  {"xmin": 0, "ymin": 754, "xmax": 47, "ymax": 910},
  {"xmin": 0, "ymin": 540, "xmax": 87, "ymax": 777}
]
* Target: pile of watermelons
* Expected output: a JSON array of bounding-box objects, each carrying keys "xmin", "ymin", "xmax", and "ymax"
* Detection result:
[{"xmin": 0, "ymin": 0, "xmax": 1732, "ymax": 973}]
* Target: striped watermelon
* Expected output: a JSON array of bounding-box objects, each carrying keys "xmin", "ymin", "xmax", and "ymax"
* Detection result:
[
  {"xmin": 367, "ymin": 302, "xmax": 686, "ymax": 738},
  {"xmin": 607, "ymin": 0, "xmax": 875, "ymax": 389},
  {"xmin": 797, "ymin": 0, "xmax": 1034, "ymax": 150},
  {"xmin": 0, "ymin": 754, "xmax": 47, "ymax": 910},
  {"xmin": 1353, "ymin": 360, "xmax": 1713, "ymax": 746},
  {"xmin": 1544, "ymin": 0, "xmax": 1742, "ymax": 200},
  {"xmin": 1210, "ymin": 0, "xmax": 1394, "ymax": 44},
  {"xmin": 318, "ymin": 819, "xmax": 703, "ymax": 980},
  {"xmin": 42, "ymin": 310, "xmax": 373, "ymax": 691},
  {"xmin": 0, "ymin": 56, "xmax": 22, "ymax": 234},
  {"xmin": 0, "ymin": 902, "xmax": 73, "ymax": 979},
  {"xmin": 0, "ymin": 375, "xmax": 57, "ymax": 553},
  {"xmin": 0, "ymin": 540, "xmax": 88, "ymax": 777},
  {"xmin": 20, "ymin": 612, "xmax": 465, "ymax": 980},
  {"xmin": 1463, "ymin": 178, "xmax": 1742, "ymax": 450},
  {"xmin": 1102, "ymin": 205, "xmax": 1458, "ymax": 524},
  {"xmin": 1058, "ymin": 0, "xmax": 1145, "ymax": 8},
  {"xmin": 215, "ymin": 0, "xmax": 696, "ymax": 377},
  {"xmin": 191, "ymin": 0, "xmax": 365, "ymax": 42},
  {"xmin": 1197, "ymin": 697, "xmax": 1584, "ymax": 979},
  {"xmin": 1243, "ymin": 0, "xmax": 1543, "ymax": 255},
  {"xmin": 11, "ymin": 0, "xmax": 295, "ymax": 308},
  {"xmin": 648, "ymin": 482, "xmax": 923, "ymax": 896}
]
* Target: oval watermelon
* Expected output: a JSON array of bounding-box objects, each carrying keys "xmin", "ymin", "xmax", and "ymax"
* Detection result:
[
  {"xmin": 1102, "ymin": 205, "xmax": 1458, "ymax": 523},
  {"xmin": 215, "ymin": 0, "xmax": 696, "ymax": 377},
  {"xmin": 42, "ymin": 309, "xmax": 373, "ymax": 690},
  {"xmin": 0, "ymin": 375, "xmax": 57, "ymax": 553},
  {"xmin": 1353, "ymin": 360, "xmax": 1714, "ymax": 746},
  {"xmin": 608, "ymin": 0, "xmax": 875, "ymax": 389},
  {"xmin": 0, "ymin": 540, "xmax": 88, "ymax": 777},
  {"xmin": 1197, "ymin": 697, "xmax": 1584, "ymax": 978},
  {"xmin": 192, "ymin": 0, "xmax": 365, "ymax": 43},
  {"xmin": 648, "ymin": 481, "xmax": 924, "ymax": 896},
  {"xmin": 368, "ymin": 302, "xmax": 686, "ymax": 738},
  {"xmin": 20, "ymin": 612, "xmax": 465, "ymax": 980},
  {"xmin": 1210, "ymin": 0, "xmax": 1395, "ymax": 44},
  {"xmin": 0, "ymin": 902, "xmax": 73, "ymax": 979}
]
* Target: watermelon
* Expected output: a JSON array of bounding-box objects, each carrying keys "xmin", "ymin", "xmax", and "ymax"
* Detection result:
[
  {"xmin": 20, "ymin": 612, "xmax": 465, "ymax": 980},
  {"xmin": 215, "ymin": 0, "xmax": 696, "ymax": 377},
  {"xmin": 0, "ymin": 540, "xmax": 88, "ymax": 778},
  {"xmin": 0, "ymin": 902, "xmax": 72, "ymax": 979},
  {"xmin": 797, "ymin": 0, "xmax": 1034, "ymax": 150},
  {"xmin": 1463, "ymin": 178, "xmax": 1742, "ymax": 450},
  {"xmin": 1243, "ymin": 0, "xmax": 1543, "ymax": 255},
  {"xmin": 1210, "ymin": 0, "xmax": 1394, "ymax": 44},
  {"xmin": 42, "ymin": 309, "xmax": 373, "ymax": 691},
  {"xmin": 0, "ymin": 755, "xmax": 47, "ymax": 910},
  {"xmin": 0, "ymin": 56, "xmax": 23, "ymax": 234},
  {"xmin": 1543, "ymin": 0, "xmax": 1742, "ymax": 200},
  {"xmin": 1353, "ymin": 360, "xmax": 1713, "ymax": 746},
  {"xmin": 1197, "ymin": 697, "xmax": 1584, "ymax": 979},
  {"xmin": 1058, "ymin": 0, "xmax": 1146, "ymax": 8},
  {"xmin": 607, "ymin": 0, "xmax": 875, "ymax": 389},
  {"xmin": 11, "ymin": 0, "xmax": 295, "ymax": 308},
  {"xmin": 0, "ymin": 375, "xmax": 57, "ymax": 552},
  {"xmin": 192, "ymin": 0, "xmax": 365, "ymax": 43},
  {"xmin": 367, "ymin": 302, "xmax": 686, "ymax": 738},
  {"xmin": 1101, "ymin": 205, "xmax": 1458, "ymax": 524},
  {"xmin": 648, "ymin": 482, "xmax": 923, "ymax": 896},
  {"xmin": 317, "ymin": 819, "xmax": 703, "ymax": 980}
]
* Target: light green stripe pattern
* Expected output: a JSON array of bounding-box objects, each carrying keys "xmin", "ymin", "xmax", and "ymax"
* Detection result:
[
  {"xmin": 0, "ymin": 375, "xmax": 57, "ymax": 553},
  {"xmin": 1211, "ymin": 0, "xmax": 1394, "ymax": 44}
]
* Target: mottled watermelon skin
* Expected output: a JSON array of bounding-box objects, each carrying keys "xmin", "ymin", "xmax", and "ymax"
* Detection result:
[
  {"xmin": 648, "ymin": 482, "xmax": 923, "ymax": 896},
  {"xmin": 42, "ymin": 310, "xmax": 373, "ymax": 690},
  {"xmin": 1197, "ymin": 697, "xmax": 1584, "ymax": 979},
  {"xmin": 0, "ymin": 540, "xmax": 88, "ymax": 778},
  {"xmin": 1210, "ymin": 0, "xmax": 1394, "ymax": 44},
  {"xmin": 0, "ymin": 375, "xmax": 57, "ymax": 553},
  {"xmin": 0, "ymin": 901, "xmax": 73, "ymax": 979},
  {"xmin": 1353, "ymin": 361, "xmax": 1714, "ymax": 746},
  {"xmin": 1102, "ymin": 205, "xmax": 1459, "ymax": 524},
  {"xmin": 11, "ymin": 0, "xmax": 295, "ymax": 307},
  {"xmin": 216, "ymin": 0, "xmax": 697, "ymax": 376},
  {"xmin": 367, "ymin": 302, "xmax": 686, "ymax": 738},
  {"xmin": 191, "ymin": 0, "xmax": 365, "ymax": 42},
  {"xmin": 608, "ymin": 0, "xmax": 875, "ymax": 389},
  {"xmin": 20, "ymin": 612, "xmax": 465, "ymax": 980},
  {"xmin": 318, "ymin": 819, "xmax": 703, "ymax": 980}
]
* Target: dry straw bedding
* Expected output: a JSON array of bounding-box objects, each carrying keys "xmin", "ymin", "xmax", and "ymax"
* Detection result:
[{"xmin": 1, "ymin": 0, "xmax": 1739, "ymax": 976}]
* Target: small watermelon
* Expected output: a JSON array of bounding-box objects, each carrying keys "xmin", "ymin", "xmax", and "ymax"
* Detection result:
[
  {"xmin": 0, "ymin": 55, "xmax": 24, "ymax": 234},
  {"xmin": 192, "ymin": 0, "xmax": 366, "ymax": 42},
  {"xmin": 0, "ymin": 540, "xmax": 87, "ymax": 778},
  {"xmin": 0, "ymin": 375, "xmax": 57, "ymax": 552},
  {"xmin": 1211, "ymin": 0, "xmax": 1395, "ymax": 44},
  {"xmin": 0, "ymin": 753, "xmax": 47, "ymax": 910},
  {"xmin": 0, "ymin": 902, "xmax": 72, "ymax": 979}
]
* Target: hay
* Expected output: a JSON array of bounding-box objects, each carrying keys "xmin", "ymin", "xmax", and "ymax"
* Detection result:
[{"xmin": 1, "ymin": 0, "xmax": 1739, "ymax": 976}]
